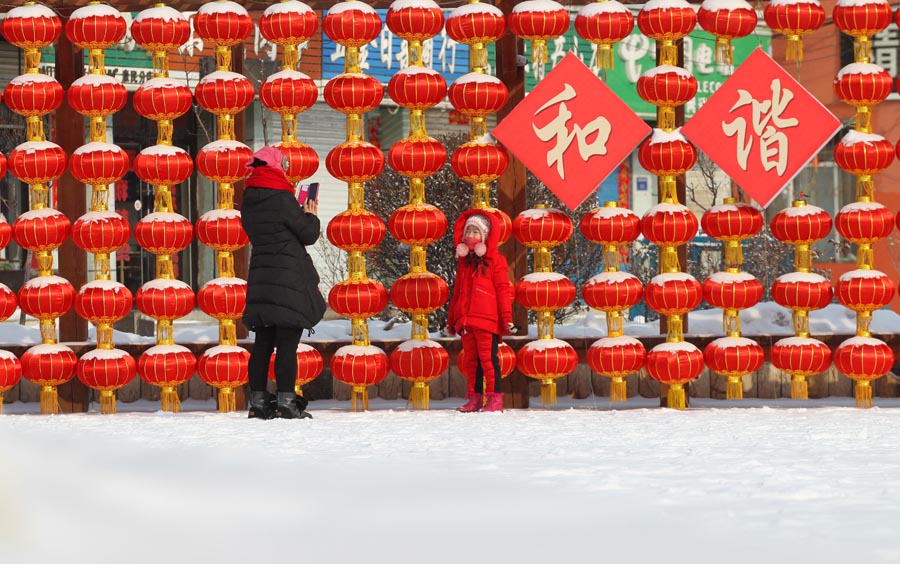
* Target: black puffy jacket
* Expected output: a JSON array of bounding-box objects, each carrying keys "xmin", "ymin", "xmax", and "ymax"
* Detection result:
[{"xmin": 241, "ymin": 187, "xmax": 326, "ymax": 331}]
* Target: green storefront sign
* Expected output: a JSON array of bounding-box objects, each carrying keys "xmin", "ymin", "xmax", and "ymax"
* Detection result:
[{"xmin": 524, "ymin": 21, "xmax": 772, "ymax": 120}]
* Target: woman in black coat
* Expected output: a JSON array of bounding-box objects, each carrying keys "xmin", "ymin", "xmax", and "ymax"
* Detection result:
[{"xmin": 241, "ymin": 147, "xmax": 326, "ymax": 420}]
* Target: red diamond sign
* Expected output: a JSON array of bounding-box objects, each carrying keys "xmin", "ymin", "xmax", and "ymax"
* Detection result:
[
  {"xmin": 681, "ymin": 48, "xmax": 841, "ymax": 209},
  {"xmin": 493, "ymin": 53, "xmax": 650, "ymax": 210}
]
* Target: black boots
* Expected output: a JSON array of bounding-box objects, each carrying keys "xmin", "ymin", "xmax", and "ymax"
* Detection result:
[
  {"xmin": 248, "ymin": 391, "xmax": 276, "ymax": 420},
  {"xmin": 275, "ymin": 392, "xmax": 313, "ymax": 419}
]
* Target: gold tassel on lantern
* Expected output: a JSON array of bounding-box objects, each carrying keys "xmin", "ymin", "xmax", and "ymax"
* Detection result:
[
  {"xmin": 160, "ymin": 386, "xmax": 181, "ymax": 413},
  {"xmin": 791, "ymin": 375, "xmax": 808, "ymax": 400},
  {"xmin": 99, "ymin": 390, "xmax": 117, "ymax": 415},
  {"xmin": 40, "ymin": 386, "xmax": 58, "ymax": 415},
  {"xmin": 598, "ymin": 44, "xmax": 614, "ymax": 70},
  {"xmin": 726, "ymin": 377, "xmax": 743, "ymax": 400},
  {"xmin": 610, "ymin": 377, "xmax": 627, "ymax": 403},
  {"xmin": 352, "ymin": 386, "xmax": 369, "ymax": 412},
  {"xmin": 540, "ymin": 379, "xmax": 557, "ymax": 407},
  {"xmin": 667, "ymin": 383, "xmax": 686, "ymax": 410},
  {"xmin": 409, "ymin": 382, "xmax": 429, "ymax": 410},
  {"xmin": 785, "ymin": 36, "xmax": 803, "ymax": 63},
  {"xmin": 218, "ymin": 388, "xmax": 236, "ymax": 413},
  {"xmin": 856, "ymin": 380, "xmax": 873, "ymax": 408}
]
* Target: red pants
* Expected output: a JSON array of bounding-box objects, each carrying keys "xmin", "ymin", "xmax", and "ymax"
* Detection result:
[{"xmin": 461, "ymin": 328, "xmax": 501, "ymax": 394}]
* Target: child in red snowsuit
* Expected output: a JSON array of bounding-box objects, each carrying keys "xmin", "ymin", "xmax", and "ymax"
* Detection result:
[{"xmin": 446, "ymin": 210, "xmax": 514, "ymax": 412}]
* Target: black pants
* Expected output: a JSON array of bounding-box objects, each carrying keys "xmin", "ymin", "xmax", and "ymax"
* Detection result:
[{"xmin": 248, "ymin": 325, "xmax": 302, "ymax": 393}]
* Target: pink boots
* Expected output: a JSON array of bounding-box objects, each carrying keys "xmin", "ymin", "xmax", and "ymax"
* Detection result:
[
  {"xmin": 482, "ymin": 392, "xmax": 503, "ymax": 412},
  {"xmin": 457, "ymin": 392, "xmax": 483, "ymax": 413}
]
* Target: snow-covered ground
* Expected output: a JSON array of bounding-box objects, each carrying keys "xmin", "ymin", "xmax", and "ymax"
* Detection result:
[{"xmin": 3, "ymin": 397, "xmax": 900, "ymax": 564}]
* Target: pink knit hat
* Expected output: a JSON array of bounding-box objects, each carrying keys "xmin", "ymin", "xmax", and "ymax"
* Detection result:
[
  {"xmin": 248, "ymin": 146, "xmax": 287, "ymax": 171},
  {"xmin": 463, "ymin": 214, "xmax": 491, "ymax": 239}
]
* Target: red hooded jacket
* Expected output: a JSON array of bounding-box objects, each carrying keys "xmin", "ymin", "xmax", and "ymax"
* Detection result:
[{"xmin": 446, "ymin": 209, "xmax": 514, "ymax": 335}]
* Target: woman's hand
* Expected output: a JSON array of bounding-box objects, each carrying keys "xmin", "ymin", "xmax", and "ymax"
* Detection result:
[{"xmin": 304, "ymin": 200, "xmax": 318, "ymax": 215}]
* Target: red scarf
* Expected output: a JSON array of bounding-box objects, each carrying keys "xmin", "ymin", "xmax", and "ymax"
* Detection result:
[{"xmin": 246, "ymin": 166, "xmax": 294, "ymax": 193}]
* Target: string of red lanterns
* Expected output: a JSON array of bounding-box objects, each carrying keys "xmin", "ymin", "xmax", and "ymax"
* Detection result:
[{"xmin": 0, "ymin": 217, "xmax": 19, "ymax": 413}]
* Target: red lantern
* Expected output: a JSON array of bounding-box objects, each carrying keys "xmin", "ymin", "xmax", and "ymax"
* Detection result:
[
  {"xmin": 636, "ymin": 66, "xmax": 698, "ymax": 107},
  {"xmin": 387, "ymin": 0, "xmax": 444, "ymax": 41},
  {"xmin": 261, "ymin": 70, "xmax": 318, "ymax": 115},
  {"xmin": 133, "ymin": 78, "xmax": 194, "ymax": 121},
  {"xmin": 517, "ymin": 339, "xmax": 578, "ymax": 379},
  {"xmin": 645, "ymin": 341, "xmax": 704, "ymax": 384},
  {"xmin": 516, "ymin": 273, "xmax": 576, "ymax": 312},
  {"xmin": 457, "ymin": 342, "xmax": 517, "ymax": 379},
  {"xmin": 138, "ymin": 344, "xmax": 197, "ymax": 388},
  {"xmin": 18, "ymin": 276, "xmax": 75, "ymax": 320},
  {"xmin": 259, "ymin": 0, "xmax": 318, "ymax": 45},
  {"xmin": 389, "ymin": 204, "xmax": 448, "ymax": 246},
  {"xmin": 136, "ymin": 278, "xmax": 195, "ymax": 320},
  {"xmin": 0, "ymin": 350, "xmax": 22, "ymax": 410},
  {"xmin": 331, "ymin": 344, "xmax": 389, "ymax": 387},
  {"xmin": 388, "ymin": 137, "xmax": 447, "ymax": 179},
  {"xmin": 637, "ymin": 0, "xmax": 697, "ymax": 40},
  {"xmin": 22, "ymin": 344, "xmax": 77, "ymax": 387},
  {"xmin": 13, "ymin": 208, "xmax": 70, "ymax": 252},
  {"xmin": 390, "ymin": 272, "xmax": 449, "ymax": 314},
  {"xmin": 834, "ymin": 336, "xmax": 894, "ymax": 382},
  {"xmin": 67, "ymin": 75, "xmax": 127, "ymax": 118},
  {"xmin": 833, "ymin": 0, "xmax": 892, "ymax": 40},
  {"xmin": 704, "ymin": 337, "xmax": 764, "ymax": 380},
  {"xmin": 645, "ymin": 272, "xmax": 703, "ymax": 316},
  {"xmin": 509, "ymin": 0, "xmax": 570, "ymax": 63},
  {"xmin": 327, "ymin": 210, "xmax": 386, "ymax": 251},
  {"xmin": 481, "ymin": 207, "xmax": 513, "ymax": 246},
  {"xmin": 697, "ymin": 0, "xmax": 757, "ymax": 64},
  {"xmin": 513, "ymin": 208, "xmax": 574, "ymax": 248},
  {"xmin": 702, "ymin": 271, "xmax": 763, "ymax": 311},
  {"xmin": 451, "ymin": 142, "xmax": 509, "ymax": 184},
  {"xmin": 270, "ymin": 142, "xmax": 316, "ymax": 184},
  {"xmin": 9, "ymin": 141, "xmax": 66, "ymax": 185},
  {"xmin": 770, "ymin": 203, "xmax": 832, "ymax": 244},
  {"xmin": 0, "ymin": 216, "xmax": 9, "ymax": 251},
  {"xmin": 195, "ymin": 72, "xmax": 255, "ymax": 115},
  {"xmin": 390, "ymin": 339, "xmax": 449, "ymax": 383},
  {"xmin": 132, "ymin": 6, "xmax": 191, "ymax": 52},
  {"xmin": 65, "ymin": 4, "xmax": 127, "ymax": 49},
  {"xmin": 326, "ymin": 142, "xmax": 385, "ymax": 183},
  {"xmin": 75, "ymin": 280, "xmax": 133, "ymax": 324},
  {"xmin": 267, "ymin": 342, "xmax": 324, "ymax": 388},
  {"xmin": 771, "ymin": 336, "xmax": 832, "ymax": 376},
  {"xmin": 69, "ymin": 142, "xmax": 130, "ymax": 185},
  {"xmin": 0, "ymin": 154, "xmax": 6, "ymax": 182},
  {"xmin": 135, "ymin": 212, "xmax": 194, "ymax": 255},
  {"xmin": 837, "ymin": 269, "xmax": 895, "ymax": 312},
  {"xmin": 72, "ymin": 211, "xmax": 130, "ymax": 254},
  {"xmin": 575, "ymin": 1, "xmax": 635, "ymax": 70},
  {"xmin": 323, "ymin": 1, "xmax": 382, "ymax": 46},
  {"xmin": 834, "ymin": 63, "xmax": 893, "ymax": 107},
  {"xmin": 134, "ymin": 145, "xmax": 195, "ymax": 187},
  {"xmin": 836, "ymin": 201, "xmax": 893, "ymax": 243},
  {"xmin": 76, "ymin": 349, "xmax": 137, "ymax": 407},
  {"xmin": 771, "ymin": 272, "xmax": 833, "ymax": 312},
  {"xmin": 580, "ymin": 205, "xmax": 641, "ymax": 245},
  {"xmin": 196, "ymin": 140, "xmax": 253, "ymax": 183},
  {"xmin": 640, "ymin": 203, "xmax": 699, "ymax": 246},
  {"xmin": 323, "ymin": 73, "xmax": 383, "ymax": 115},
  {"xmin": 388, "ymin": 67, "xmax": 447, "ymax": 109},
  {"xmin": 4, "ymin": 74, "xmax": 63, "ymax": 117},
  {"xmin": 198, "ymin": 345, "xmax": 250, "ymax": 388},
  {"xmin": 446, "ymin": 3, "xmax": 506, "ymax": 44},
  {"xmin": 834, "ymin": 132, "xmax": 894, "ymax": 176},
  {"xmin": 0, "ymin": 284, "xmax": 16, "ymax": 322},
  {"xmin": 588, "ymin": 336, "xmax": 646, "ymax": 377},
  {"xmin": 763, "ymin": 0, "xmax": 825, "ymax": 62},
  {"xmin": 1, "ymin": 4, "xmax": 61, "ymax": 50},
  {"xmin": 193, "ymin": 1, "xmax": 253, "ymax": 47},
  {"xmin": 197, "ymin": 277, "xmax": 247, "ymax": 320},
  {"xmin": 196, "ymin": 209, "xmax": 248, "ymax": 252},
  {"xmin": 448, "ymin": 74, "xmax": 509, "ymax": 117},
  {"xmin": 701, "ymin": 201, "xmax": 764, "ymax": 241},
  {"xmin": 583, "ymin": 271, "xmax": 643, "ymax": 311},
  {"xmin": 328, "ymin": 280, "xmax": 388, "ymax": 319},
  {"xmin": 638, "ymin": 129, "xmax": 697, "ymax": 176}
]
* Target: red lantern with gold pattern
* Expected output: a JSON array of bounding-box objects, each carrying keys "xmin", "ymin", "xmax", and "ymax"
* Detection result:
[
  {"xmin": 645, "ymin": 273, "xmax": 702, "ymax": 316},
  {"xmin": 836, "ymin": 201, "xmax": 893, "ymax": 243},
  {"xmin": 196, "ymin": 209, "xmax": 248, "ymax": 252},
  {"xmin": 482, "ymin": 208, "xmax": 513, "ymax": 246},
  {"xmin": 132, "ymin": 6, "xmax": 190, "ymax": 51},
  {"xmin": 331, "ymin": 345, "xmax": 390, "ymax": 387},
  {"xmin": 446, "ymin": 3, "xmax": 506, "ymax": 44},
  {"xmin": 834, "ymin": 63, "xmax": 893, "ymax": 107},
  {"xmin": 198, "ymin": 345, "xmax": 250, "ymax": 388},
  {"xmin": 261, "ymin": 70, "xmax": 318, "ymax": 115},
  {"xmin": 702, "ymin": 201, "xmax": 764, "ymax": 242},
  {"xmin": 698, "ymin": 0, "xmax": 757, "ymax": 64},
  {"xmin": 516, "ymin": 273, "xmax": 577, "ymax": 312},
  {"xmin": 193, "ymin": 1, "xmax": 253, "ymax": 47},
  {"xmin": 388, "ymin": 137, "xmax": 447, "ymax": 179},
  {"xmin": 1, "ymin": 4, "xmax": 61, "ymax": 49},
  {"xmin": 135, "ymin": 212, "xmax": 194, "ymax": 255},
  {"xmin": 640, "ymin": 203, "xmax": 699, "ymax": 247},
  {"xmin": 835, "ymin": 336, "xmax": 894, "ymax": 382},
  {"xmin": 771, "ymin": 337, "xmax": 831, "ymax": 376},
  {"xmin": 19, "ymin": 276, "xmax": 75, "ymax": 320},
  {"xmin": 9, "ymin": 141, "xmax": 67, "ymax": 185},
  {"xmin": 13, "ymin": 209, "xmax": 70, "ymax": 252},
  {"xmin": 328, "ymin": 280, "xmax": 388, "ymax": 319},
  {"xmin": 326, "ymin": 142, "xmax": 385, "ymax": 183},
  {"xmin": 138, "ymin": 344, "xmax": 197, "ymax": 392},
  {"xmin": 22, "ymin": 344, "xmax": 77, "ymax": 388},
  {"xmin": 259, "ymin": 1, "xmax": 318, "ymax": 45},
  {"xmin": 195, "ymin": 72, "xmax": 255, "ymax": 115},
  {"xmin": 0, "ymin": 284, "xmax": 17, "ymax": 322},
  {"xmin": 509, "ymin": 0, "xmax": 570, "ymax": 63},
  {"xmin": 276, "ymin": 142, "xmax": 319, "ymax": 184},
  {"xmin": 771, "ymin": 272, "xmax": 833, "ymax": 312},
  {"xmin": 69, "ymin": 142, "xmax": 130, "ymax": 185},
  {"xmin": 588, "ymin": 336, "xmax": 646, "ymax": 377},
  {"xmin": 0, "ymin": 350, "xmax": 22, "ymax": 412},
  {"xmin": 646, "ymin": 341, "xmax": 704, "ymax": 383},
  {"xmin": 449, "ymin": 74, "xmax": 509, "ymax": 117},
  {"xmin": 0, "ymin": 216, "xmax": 9, "ymax": 251},
  {"xmin": 323, "ymin": 73, "xmax": 383, "ymax": 115},
  {"xmin": 390, "ymin": 272, "xmax": 449, "ymax": 315},
  {"xmin": 72, "ymin": 211, "xmax": 130, "ymax": 254},
  {"xmin": 67, "ymin": 75, "xmax": 127, "ymax": 118},
  {"xmin": 580, "ymin": 205, "xmax": 641, "ymax": 246},
  {"xmin": 833, "ymin": 0, "xmax": 892, "ymax": 40},
  {"xmin": 136, "ymin": 279, "xmax": 195, "ymax": 320},
  {"xmin": 583, "ymin": 271, "xmax": 643, "ymax": 312},
  {"xmin": 4, "ymin": 74, "xmax": 63, "ymax": 117},
  {"xmin": 133, "ymin": 78, "xmax": 193, "ymax": 121},
  {"xmin": 267, "ymin": 342, "xmax": 324, "ymax": 390},
  {"xmin": 390, "ymin": 339, "xmax": 449, "ymax": 382},
  {"xmin": 388, "ymin": 68, "xmax": 447, "ymax": 109},
  {"xmin": 638, "ymin": 129, "xmax": 697, "ymax": 176},
  {"xmin": 833, "ymin": 132, "xmax": 894, "ymax": 177},
  {"xmin": 770, "ymin": 203, "xmax": 832, "ymax": 244},
  {"xmin": 517, "ymin": 339, "xmax": 578, "ymax": 379},
  {"xmin": 764, "ymin": 0, "xmax": 825, "ymax": 62},
  {"xmin": 77, "ymin": 349, "xmax": 136, "ymax": 409},
  {"xmin": 198, "ymin": 277, "xmax": 247, "ymax": 320},
  {"xmin": 75, "ymin": 280, "xmax": 133, "ymax": 324},
  {"xmin": 196, "ymin": 141, "xmax": 253, "ymax": 183},
  {"xmin": 513, "ymin": 208, "xmax": 573, "ymax": 249},
  {"xmin": 451, "ymin": 142, "xmax": 509, "ymax": 184},
  {"xmin": 458, "ymin": 342, "xmax": 517, "ymax": 379},
  {"xmin": 637, "ymin": 66, "xmax": 698, "ymax": 107},
  {"xmin": 65, "ymin": 4, "xmax": 127, "ymax": 49},
  {"xmin": 638, "ymin": 0, "xmax": 696, "ymax": 40},
  {"xmin": 0, "ymin": 154, "xmax": 6, "ymax": 183},
  {"xmin": 134, "ymin": 145, "xmax": 194, "ymax": 187},
  {"xmin": 387, "ymin": 0, "xmax": 444, "ymax": 41},
  {"xmin": 702, "ymin": 271, "xmax": 763, "ymax": 311},
  {"xmin": 575, "ymin": 1, "xmax": 635, "ymax": 64},
  {"xmin": 323, "ymin": 1, "xmax": 382, "ymax": 46},
  {"xmin": 704, "ymin": 336, "xmax": 764, "ymax": 378},
  {"xmin": 389, "ymin": 204, "xmax": 448, "ymax": 246},
  {"xmin": 837, "ymin": 269, "xmax": 895, "ymax": 312},
  {"xmin": 327, "ymin": 210, "xmax": 386, "ymax": 251}
]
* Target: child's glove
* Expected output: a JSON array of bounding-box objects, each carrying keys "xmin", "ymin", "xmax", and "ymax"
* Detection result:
[{"xmin": 505, "ymin": 322, "xmax": 517, "ymax": 335}]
